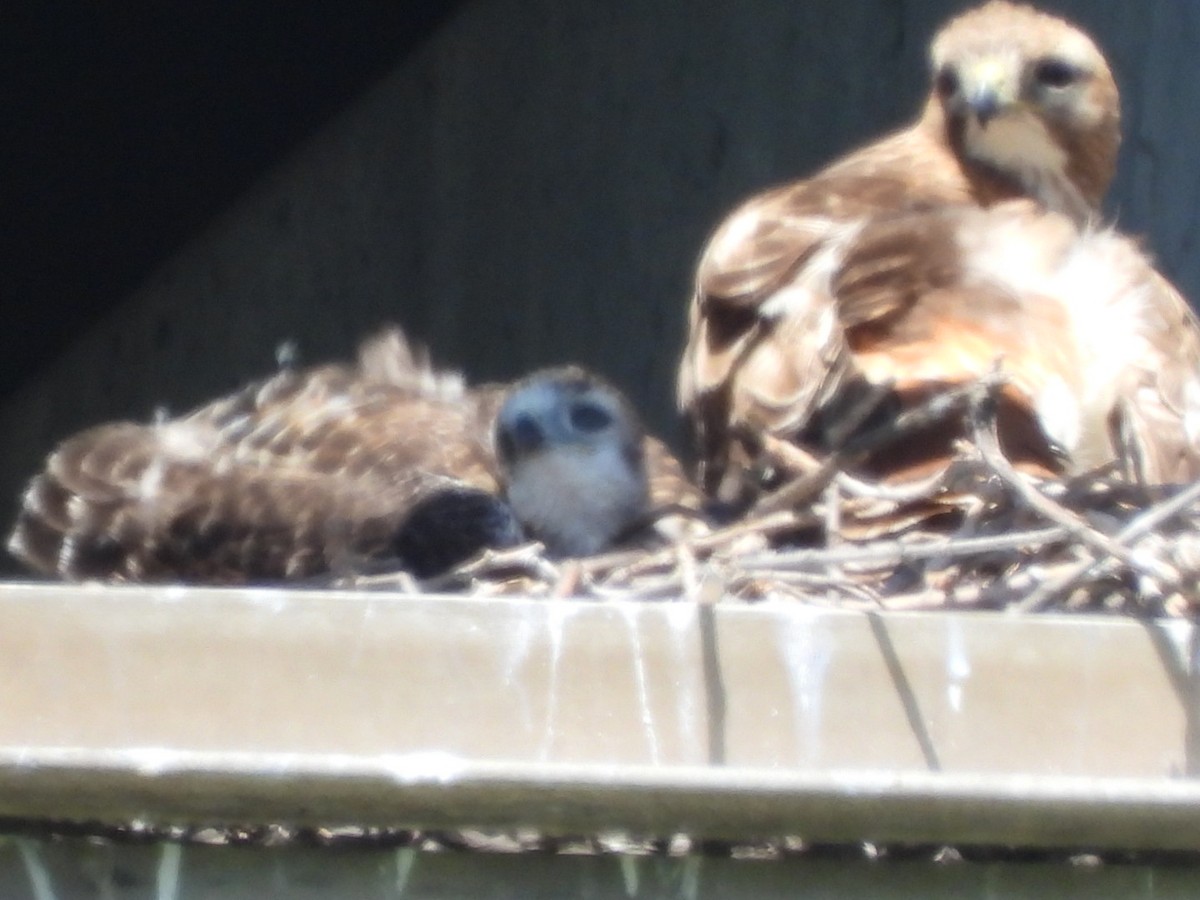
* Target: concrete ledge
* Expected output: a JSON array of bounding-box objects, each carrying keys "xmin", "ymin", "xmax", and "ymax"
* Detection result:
[
  {"xmin": 2, "ymin": 752, "xmax": 1200, "ymax": 851},
  {"xmin": 0, "ymin": 582, "xmax": 1195, "ymax": 850}
]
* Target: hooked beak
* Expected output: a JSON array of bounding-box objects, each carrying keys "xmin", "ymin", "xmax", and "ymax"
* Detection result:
[
  {"xmin": 960, "ymin": 58, "xmax": 1016, "ymax": 128},
  {"xmin": 496, "ymin": 413, "xmax": 544, "ymax": 464},
  {"xmin": 967, "ymin": 88, "xmax": 1002, "ymax": 126}
]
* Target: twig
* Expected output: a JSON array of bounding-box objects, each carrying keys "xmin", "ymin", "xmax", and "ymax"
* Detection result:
[
  {"xmin": 1107, "ymin": 478, "xmax": 1200, "ymax": 545},
  {"xmin": 968, "ymin": 387, "xmax": 1177, "ymax": 583},
  {"xmin": 750, "ymin": 454, "xmax": 844, "ymax": 517},
  {"xmin": 834, "ymin": 466, "xmax": 961, "ymax": 503},
  {"xmin": 752, "ymin": 373, "xmax": 1005, "ymax": 518},
  {"xmin": 578, "ymin": 510, "xmax": 805, "ymax": 579},
  {"xmin": 735, "ymin": 526, "xmax": 1067, "ymax": 572},
  {"xmin": 1011, "ymin": 479, "xmax": 1200, "ymax": 613},
  {"xmin": 759, "ymin": 434, "xmax": 823, "ymax": 477},
  {"xmin": 420, "ymin": 542, "xmax": 556, "ymax": 591},
  {"xmin": 732, "ymin": 570, "xmax": 881, "ymax": 603},
  {"xmin": 550, "ymin": 562, "xmax": 584, "ymax": 598}
]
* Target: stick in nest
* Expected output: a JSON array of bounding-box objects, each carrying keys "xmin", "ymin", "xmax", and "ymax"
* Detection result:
[
  {"xmin": 752, "ymin": 373, "xmax": 1007, "ymax": 518},
  {"xmin": 1011, "ymin": 479, "xmax": 1200, "ymax": 613},
  {"xmin": 966, "ymin": 382, "xmax": 1172, "ymax": 580},
  {"xmin": 734, "ymin": 526, "xmax": 1068, "ymax": 573}
]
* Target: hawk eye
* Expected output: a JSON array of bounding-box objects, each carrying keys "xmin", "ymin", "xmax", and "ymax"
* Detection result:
[
  {"xmin": 934, "ymin": 65, "xmax": 960, "ymax": 99},
  {"xmin": 1034, "ymin": 58, "xmax": 1082, "ymax": 89},
  {"xmin": 569, "ymin": 402, "xmax": 612, "ymax": 433}
]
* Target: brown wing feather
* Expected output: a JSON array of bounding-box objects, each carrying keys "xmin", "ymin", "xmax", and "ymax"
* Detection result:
[
  {"xmin": 678, "ymin": 125, "xmax": 1017, "ymax": 497},
  {"xmin": 183, "ymin": 365, "xmax": 499, "ymax": 490},
  {"xmin": 643, "ymin": 436, "xmax": 704, "ymax": 513},
  {"xmin": 9, "ymin": 400, "xmax": 505, "ymax": 583},
  {"xmin": 1102, "ymin": 269, "xmax": 1200, "ymax": 484},
  {"xmin": 8, "ymin": 333, "xmax": 511, "ymax": 582}
]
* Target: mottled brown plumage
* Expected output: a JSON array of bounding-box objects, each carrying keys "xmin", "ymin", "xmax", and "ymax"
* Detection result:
[
  {"xmin": 689, "ymin": 200, "xmax": 1200, "ymax": 505},
  {"xmin": 678, "ymin": 2, "xmax": 1138, "ymax": 503},
  {"xmin": 9, "ymin": 329, "xmax": 701, "ymax": 583}
]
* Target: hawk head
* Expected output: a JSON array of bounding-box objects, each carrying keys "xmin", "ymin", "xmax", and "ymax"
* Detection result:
[
  {"xmin": 928, "ymin": 1, "xmax": 1119, "ymax": 219},
  {"xmin": 495, "ymin": 368, "xmax": 649, "ymax": 558}
]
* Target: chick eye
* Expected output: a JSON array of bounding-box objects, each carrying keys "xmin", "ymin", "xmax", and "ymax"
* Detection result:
[
  {"xmin": 1034, "ymin": 58, "xmax": 1082, "ymax": 89},
  {"xmin": 934, "ymin": 65, "xmax": 960, "ymax": 99},
  {"xmin": 569, "ymin": 402, "xmax": 612, "ymax": 433}
]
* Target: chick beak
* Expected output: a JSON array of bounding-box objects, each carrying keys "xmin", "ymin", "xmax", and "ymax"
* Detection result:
[{"xmin": 497, "ymin": 413, "xmax": 544, "ymax": 464}]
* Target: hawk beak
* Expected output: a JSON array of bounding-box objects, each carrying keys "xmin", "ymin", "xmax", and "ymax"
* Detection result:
[
  {"xmin": 967, "ymin": 89, "xmax": 1002, "ymax": 126},
  {"xmin": 496, "ymin": 413, "xmax": 545, "ymax": 464},
  {"xmin": 960, "ymin": 58, "xmax": 1016, "ymax": 127}
]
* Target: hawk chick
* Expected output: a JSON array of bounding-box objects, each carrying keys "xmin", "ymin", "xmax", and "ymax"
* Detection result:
[
  {"xmin": 497, "ymin": 368, "xmax": 650, "ymax": 558},
  {"xmin": 8, "ymin": 329, "xmax": 696, "ymax": 583}
]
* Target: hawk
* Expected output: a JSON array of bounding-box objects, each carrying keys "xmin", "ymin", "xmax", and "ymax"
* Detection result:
[
  {"xmin": 8, "ymin": 328, "xmax": 699, "ymax": 583},
  {"xmin": 678, "ymin": 1, "xmax": 1127, "ymax": 501}
]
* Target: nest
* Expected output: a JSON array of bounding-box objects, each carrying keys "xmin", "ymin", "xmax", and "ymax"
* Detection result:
[{"xmin": 340, "ymin": 376, "xmax": 1200, "ymax": 617}]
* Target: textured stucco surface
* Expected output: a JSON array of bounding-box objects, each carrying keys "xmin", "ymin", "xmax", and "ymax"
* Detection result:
[{"xmin": 3, "ymin": 1, "xmax": 1198, "ymax": 567}]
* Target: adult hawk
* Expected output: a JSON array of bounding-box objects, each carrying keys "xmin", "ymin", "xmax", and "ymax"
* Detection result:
[
  {"xmin": 9, "ymin": 329, "xmax": 698, "ymax": 583},
  {"xmin": 678, "ymin": 1, "xmax": 1135, "ymax": 502}
]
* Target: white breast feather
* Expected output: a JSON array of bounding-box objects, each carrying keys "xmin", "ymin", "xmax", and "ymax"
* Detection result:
[
  {"xmin": 505, "ymin": 443, "xmax": 646, "ymax": 557},
  {"xmin": 964, "ymin": 112, "xmax": 1068, "ymax": 177},
  {"xmin": 961, "ymin": 217, "xmax": 1154, "ymax": 466}
]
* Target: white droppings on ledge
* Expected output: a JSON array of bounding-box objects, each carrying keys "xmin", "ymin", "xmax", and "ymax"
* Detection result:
[
  {"xmin": 616, "ymin": 603, "xmax": 661, "ymax": 765},
  {"xmin": 944, "ymin": 621, "xmax": 972, "ymax": 715},
  {"xmin": 537, "ymin": 599, "xmax": 574, "ymax": 762},
  {"xmin": 665, "ymin": 601, "xmax": 705, "ymax": 763},
  {"xmin": 774, "ymin": 605, "xmax": 833, "ymax": 763}
]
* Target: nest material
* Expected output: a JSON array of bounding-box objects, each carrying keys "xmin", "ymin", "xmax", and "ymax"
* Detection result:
[{"xmin": 341, "ymin": 377, "xmax": 1200, "ymax": 617}]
